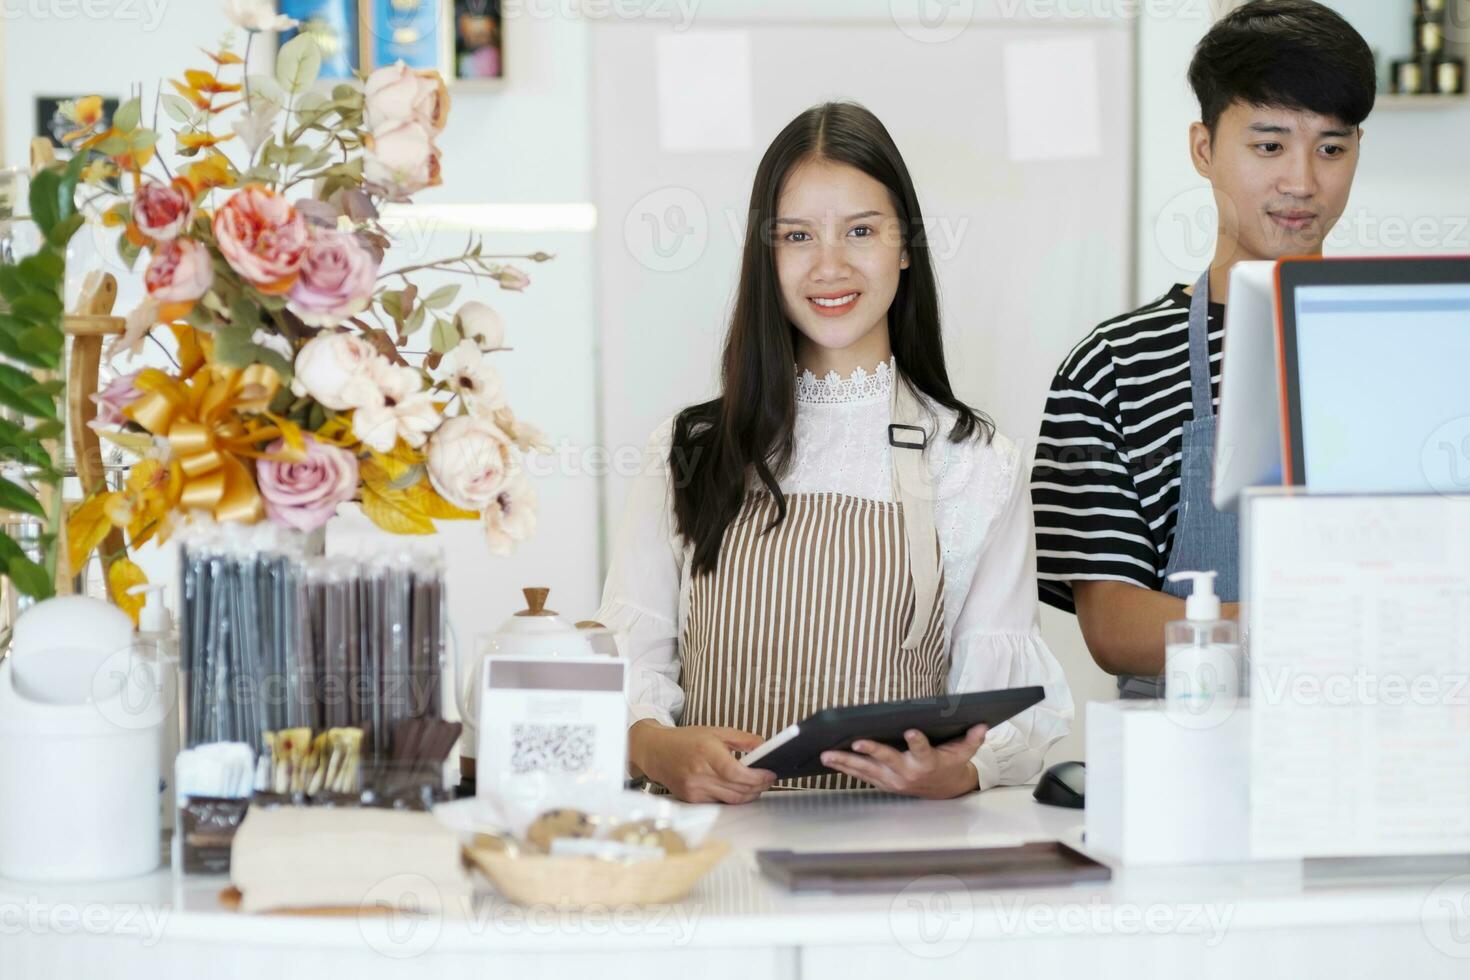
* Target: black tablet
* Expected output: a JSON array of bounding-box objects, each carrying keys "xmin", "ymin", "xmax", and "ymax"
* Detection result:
[{"xmin": 739, "ymin": 687, "xmax": 1045, "ymax": 780}]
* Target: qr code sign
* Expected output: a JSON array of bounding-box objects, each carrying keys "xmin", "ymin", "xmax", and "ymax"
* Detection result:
[{"xmin": 510, "ymin": 723, "xmax": 596, "ymax": 774}]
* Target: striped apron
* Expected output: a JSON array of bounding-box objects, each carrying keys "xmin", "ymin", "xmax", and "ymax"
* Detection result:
[{"xmin": 677, "ymin": 378, "xmax": 948, "ymax": 790}]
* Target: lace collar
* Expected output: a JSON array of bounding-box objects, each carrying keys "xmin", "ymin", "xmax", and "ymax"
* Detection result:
[{"xmin": 794, "ymin": 358, "xmax": 895, "ymax": 405}]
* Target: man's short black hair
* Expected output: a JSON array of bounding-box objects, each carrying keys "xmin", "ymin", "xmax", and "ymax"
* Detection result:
[{"xmin": 1189, "ymin": 0, "xmax": 1376, "ymax": 134}]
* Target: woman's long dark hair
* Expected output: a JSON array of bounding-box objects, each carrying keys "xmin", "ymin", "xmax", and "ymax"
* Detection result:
[{"xmin": 671, "ymin": 101, "xmax": 992, "ymax": 575}]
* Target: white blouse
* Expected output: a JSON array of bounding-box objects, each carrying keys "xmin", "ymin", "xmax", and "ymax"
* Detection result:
[{"xmin": 596, "ymin": 360, "xmax": 1074, "ymax": 789}]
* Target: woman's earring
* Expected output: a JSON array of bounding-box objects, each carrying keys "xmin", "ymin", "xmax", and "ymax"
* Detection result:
[{"xmin": 900, "ymin": 251, "xmax": 910, "ymax": 269}]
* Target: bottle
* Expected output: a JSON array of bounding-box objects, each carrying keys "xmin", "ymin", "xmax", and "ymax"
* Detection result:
[
  {"xmin": 129, "ymin": 583, "xmax": 181, "ymax": 830},
  {"xmin": 1163, "ymin": 571, "xmax": 1242, "ymax": 711}
]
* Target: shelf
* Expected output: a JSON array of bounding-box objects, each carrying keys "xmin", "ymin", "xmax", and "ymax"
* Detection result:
[{"xmin": 1375, "ymin": 92, "xmax": 1470, "ymax": 108}]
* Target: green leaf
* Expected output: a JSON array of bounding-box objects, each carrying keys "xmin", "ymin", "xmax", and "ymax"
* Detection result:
[
  {"xmin": 429, "ymin": 318, "xmax": 459, "ymax": 354},
  {"xmin": 424, "ymin": 284, "xmax": 460, "ymax": 309},
  {"xmin": 284, "ymin": 142, "xmax": 317, "ymax": 165},
  {"xmin": 17, "ymin": 325, "xmax": 63, "ymax": 363},
  {"xmin": 0, "ymin": 364, "xmax": 57, "ymax": 419},
  {"xmin": 0, "ymin": 265, "xmax": 23, "ymax": 299},
  {"xmin": 8, "ymin": 554, "xmax": 53, "ymax": 600},
  {"xmin": 27, "ymin": 170, "xmax": 59, "ymax": 236},
  {"xmin": 0, "ymin": 325, "xmax": 49, "ymax": 369},
  {"xmin": 30, "ymin": 420, "xmax": 64, "ymax": 440},
  {"xmin": 18, "ymin": 250, "xmax": 64, "ymax": 282},
  {"xmin": 113, "ymin": 96, "xmax": 142, "ymax": 132},
  {"xmin": 405, "ymin": 304, "xmax": 427, "ymax": 337},
  {"xmin": 94, "ymin": 133, "xmax": 130, "ymax": 156},
  {"xmin": 0, "ymin": 477, "xmax": 44, "ymax": 518},
  {"xmin": 10, "ymin": 289, "xmax": 62, "ymax": 324},
  {"xmin": 46, "ymin": 212, "xmax": 84, "ymax": 249},
  {"xmin": 117, "ymin": 234, "xmax": 142, "ymax": 271},
  {"xmin": 161, "ymin": 94, "xmax": 194, "ymax": 123},
  {"xmin": 129, "ymin": 129, "xmax": 159, "ymax": 153},
  {"xmin": 19, "ymin": 380, "xmax": 65, "ymax": 398},
  {"xmin": 379, "ymin": 289, "xmax": 404, "ymax": 323},
  {"xmin": 275, "ymin": 33, "xmax": 322, "ymax": 93}
]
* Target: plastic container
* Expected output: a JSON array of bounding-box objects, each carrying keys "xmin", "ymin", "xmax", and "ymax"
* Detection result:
[{"xmin": 0, "ymin": 598, "xmax": 165, "ymax": 881}]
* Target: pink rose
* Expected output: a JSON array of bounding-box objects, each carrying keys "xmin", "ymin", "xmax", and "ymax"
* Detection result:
[
  {"xmin": 144, "ymin": 237, "xmax": 214, "ymax": 319},
  {"xmin": 88, "ymin": 371, "xmax": 142, "ymax": 430},
  {"xmin": 212, "ymin": 184, "xmax": 308, "ymax": 294},
  {"xmin": 363, "ymin": 120, "xmax": 440, "ymax": 197},
  {"xmin": 364, "ymin": 61, "xmax": 450, "ymax": 134},
  {"xmin": 286, "ymin": 227, "xmax": 379, "ymax": 327},
  {"xmin": 256, "ymin": 434, "xmax": 359, "ymax": 532},
  {"xmin": 133, "ymin": 180, "xmax": 192, "ymax": 240}
]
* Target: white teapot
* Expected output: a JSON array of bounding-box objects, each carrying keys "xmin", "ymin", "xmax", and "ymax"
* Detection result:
[
  {"xmin": 457, "ymin": 588, "xmax": 610, "ymax": 782},
  {"xmin": 480, "ymin": 587, "xmax": 598, "ymax": 660}
]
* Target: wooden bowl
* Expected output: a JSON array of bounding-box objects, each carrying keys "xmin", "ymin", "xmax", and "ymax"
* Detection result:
[{"xmin": 463, "ymin": 840, "xmax": 730, "ymax": 907}]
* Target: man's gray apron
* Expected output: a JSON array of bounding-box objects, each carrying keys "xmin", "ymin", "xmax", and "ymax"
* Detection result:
[{"xmin": 1118, "ymin": 271, "xmax": 1240, "ymax": 699}]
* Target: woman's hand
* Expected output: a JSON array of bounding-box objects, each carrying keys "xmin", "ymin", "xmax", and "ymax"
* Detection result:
[
  {"xmin": 821, "ymin": 725, "xmax": 987, "ymax": 799},
  {"xmin": 629, "ymin": 720, "xmax": 777, "ymax": 804}
]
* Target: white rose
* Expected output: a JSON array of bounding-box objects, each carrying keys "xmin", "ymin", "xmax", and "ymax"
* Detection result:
[
  {"xmin": 482, "ymin": 471, "xmax": 537, "ymax": 556},
  {"xmin": 291, "ymin": 332, "xmax": 378, "ymax": 411},
  {"xmin": 364, "ymin": 61, "xmax": 449, "ymax": 133},
  {"xmin": 363, "ymin": 120, "xmax": 439, "ymax": 196},
  {"xmin": 426, "ymin": 414, "xmax": 515, "ymax": 512},
  {"xmin": 454, "ymin": 301, "xmax": 505, "ymax": 350}
]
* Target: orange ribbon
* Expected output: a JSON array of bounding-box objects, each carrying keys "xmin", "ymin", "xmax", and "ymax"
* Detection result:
[{"xmin": 124, "ymin": 356, "xmax": 299, "ymax": 524}]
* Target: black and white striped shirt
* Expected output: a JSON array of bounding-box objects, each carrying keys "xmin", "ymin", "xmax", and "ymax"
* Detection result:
[{"xmin": 1030, "ymin": 284, "xmax": 1224, "ymax": 613}]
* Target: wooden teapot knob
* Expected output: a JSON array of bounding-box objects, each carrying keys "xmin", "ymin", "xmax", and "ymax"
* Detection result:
[{"xmin": 521, "ymin": 587, "xmax": 552, "ymax": 616}]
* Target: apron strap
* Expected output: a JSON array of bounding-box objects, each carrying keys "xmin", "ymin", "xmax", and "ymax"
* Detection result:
[
  {"xmin": 890, "ymin": 375, "xmax": 940, "ymax": 651},
  {"xmin": 1187, "ymin": 270, "xmax": 1215, "ymax": 423}
]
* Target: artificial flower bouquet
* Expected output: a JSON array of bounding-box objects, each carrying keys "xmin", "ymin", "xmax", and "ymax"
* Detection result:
[{"xmin": 59, "ymin": 4, "xmax": 548, "ymax": 617}]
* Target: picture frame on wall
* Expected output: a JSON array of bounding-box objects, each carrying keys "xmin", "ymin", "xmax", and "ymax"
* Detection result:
[
  {"xmin": 450, "ymin": 0, "xmax": 505, "ymax": 85},
  {"xmin": 358, "ymin": 1, "xmax": 504, "ymax": 87},
  {"xmin": 279, "ymin": 0, "xmax": 362, "ymax": 80},
  {"xmin": 365, "ymin": 0, "xmax": 444, "ymax": 73}
]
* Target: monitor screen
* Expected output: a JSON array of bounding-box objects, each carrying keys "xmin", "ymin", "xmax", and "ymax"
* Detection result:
[{"xmin": 1291, "ymin": 282, "xmax": 1470, "ymax": 494}]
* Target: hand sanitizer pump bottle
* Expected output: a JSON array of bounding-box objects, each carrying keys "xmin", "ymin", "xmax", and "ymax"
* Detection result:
[{"xmin": 1164, "ymin": 571, "xmax": 1242, "ymax": 710}]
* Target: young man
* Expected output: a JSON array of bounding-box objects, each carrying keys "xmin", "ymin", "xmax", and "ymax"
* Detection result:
[{"xmin": 1031, "ymin": 0, "xmax": 1376, "ymax": 696}]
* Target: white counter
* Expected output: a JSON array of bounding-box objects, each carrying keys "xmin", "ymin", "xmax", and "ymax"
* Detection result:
[{"xmin": 4, "ymin": 787, "xmax": 1469, "ymax": 979}]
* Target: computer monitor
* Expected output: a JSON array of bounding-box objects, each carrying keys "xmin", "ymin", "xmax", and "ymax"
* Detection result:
[
  {"xmin": 1276, "ymin": 256, "xmax": 1470, "ymax": 495},
  {"xmin": 1213, "ymin": 261, "xmax": 1284, "ymax": 512}
]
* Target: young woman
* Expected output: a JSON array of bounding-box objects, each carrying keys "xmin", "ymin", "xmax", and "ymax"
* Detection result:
[{"xmin": 597, "ymin": 102, "xmax": 1072, "ymax": 804}]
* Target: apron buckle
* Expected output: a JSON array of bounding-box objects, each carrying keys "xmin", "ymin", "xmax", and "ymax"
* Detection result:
[{"xmin": 888, "ymin": 423, "xmax": 927, "ymax": 450}]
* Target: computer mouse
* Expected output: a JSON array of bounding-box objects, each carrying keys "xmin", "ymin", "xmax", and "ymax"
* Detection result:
[{"xmin": 1033, "ymin": 760, "xmax": 1085, "ymax": 809}]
